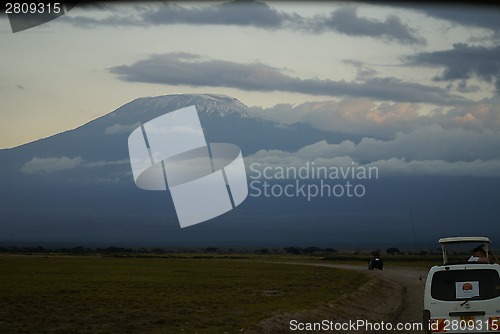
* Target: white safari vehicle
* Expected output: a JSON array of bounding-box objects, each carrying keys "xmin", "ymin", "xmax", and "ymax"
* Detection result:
[{"xmin": 424, "ymin": 237, "xmax": 500, "ymax": 333}]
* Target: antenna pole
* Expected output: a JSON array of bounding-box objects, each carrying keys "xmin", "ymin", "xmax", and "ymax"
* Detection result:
[{"xmin": 410, "ymin": 209, "xmax": 423, "ymax": 282}]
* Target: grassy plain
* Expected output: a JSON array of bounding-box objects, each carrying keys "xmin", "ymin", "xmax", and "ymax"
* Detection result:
[{"xmin": 0, "ymin": 255, "xmax": 369, "ymax": 334}]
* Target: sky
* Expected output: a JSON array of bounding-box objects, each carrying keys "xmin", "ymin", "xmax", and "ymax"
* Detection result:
[
  {"xmin": 1, "ymin": 1, "xmax": 500, "ymax": 246},
  {"xmin": 1, "ymin": 1, "xmax": 500, "ymax": 154}
]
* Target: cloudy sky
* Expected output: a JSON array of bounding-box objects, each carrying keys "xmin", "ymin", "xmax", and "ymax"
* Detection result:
[{"xmin": 1, "ymin": 0, "xmax": 500, "ymax": 166}]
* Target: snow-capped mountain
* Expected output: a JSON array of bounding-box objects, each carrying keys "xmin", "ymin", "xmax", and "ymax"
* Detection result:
[
  {"xmin": 2, "ymin": 94, "xmax": 497, "ymax": 247},
  {"xmin": 128, "ymin": 94, "xmax": 264, "ymax": 119},
  {"xmin": 0, "ymin": 94, "xmax": 360, "ymax": 245},
  {"xmin": 0, "ymin": 93, "xmax": 356, "ymax": 168}
]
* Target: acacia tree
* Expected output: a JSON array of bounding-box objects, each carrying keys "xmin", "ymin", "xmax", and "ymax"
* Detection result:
[{"xmin": 386, "ymin": 247, "xmax": 401, "ymax": 255}]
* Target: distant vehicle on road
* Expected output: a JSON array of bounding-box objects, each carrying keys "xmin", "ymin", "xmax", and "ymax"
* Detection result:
[
  {"xmin": 423, "ymin": 237, "xmax": 500, "ymax": 334},
  {"xmin": 368, "ymin": 251, "xmax": 383, "ymax": 270}
]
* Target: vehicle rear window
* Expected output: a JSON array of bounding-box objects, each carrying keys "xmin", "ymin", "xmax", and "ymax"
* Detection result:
[{"xmin": 431, "ymin": 269, "xmax": 500, "ymax": 301}]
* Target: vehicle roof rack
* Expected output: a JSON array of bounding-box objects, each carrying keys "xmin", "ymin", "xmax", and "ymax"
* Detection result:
[
  {"xmin": 439, "ymin": 236, "xmax": 490, "ymax": 244},
  {"xmin": 439, "ymin": 236, "xmax": 491, "ymax": 265}
]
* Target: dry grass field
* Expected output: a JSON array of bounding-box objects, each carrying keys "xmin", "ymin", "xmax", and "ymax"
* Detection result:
[{"xmin": 0, "ymin": 255, "xmax": 370, "ymax": 334}]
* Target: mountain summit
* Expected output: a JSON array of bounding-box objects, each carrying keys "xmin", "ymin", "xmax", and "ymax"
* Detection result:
[
  {"xmin": 0, "ymin": 93, "xmax": 368, "ymax": 245},
  {"xmin": 106, "ymin": 94, "xmax": 267, "ymax": 125},
  {"xmin": 130, "ymin": 94, "xmax": 262, "ymax": 118}
]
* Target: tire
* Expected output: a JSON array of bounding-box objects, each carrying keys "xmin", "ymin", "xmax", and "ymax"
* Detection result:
[{"xmin": 423, "ymin": 310, "xmax": 431, "ymax": 334}]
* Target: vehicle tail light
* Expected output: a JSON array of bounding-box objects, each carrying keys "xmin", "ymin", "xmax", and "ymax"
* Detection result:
[
  {"xmin": 430, "ymin": 319, "xmax": 447, "ymax": 332},
  {"xmin": 489, "ymin": 317, "xmax": 500, "ymax": 331}
]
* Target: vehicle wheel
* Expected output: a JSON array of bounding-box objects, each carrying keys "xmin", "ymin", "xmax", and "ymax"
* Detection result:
[{"xmin": 423, "ymin": 310, "xmax": 431, "ymax": 334}]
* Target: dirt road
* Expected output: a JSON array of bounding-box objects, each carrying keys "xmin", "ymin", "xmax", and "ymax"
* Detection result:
[
  {"xmin": 245, "ymin": 262, "xmax": 429, "ymax": 334},
  {"xmin": 330, "ymin": 264, "xmax": 428, "ymax": 333}
]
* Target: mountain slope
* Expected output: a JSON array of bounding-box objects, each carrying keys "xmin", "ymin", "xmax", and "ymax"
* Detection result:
[
  {"xmin": 1, "ymin": 94, "xmax": 498, "ymax": 246},
  {"xmin": 0, "ymin": 94, "xmax": 362, "ymax": 244},
  {"xmin": 1, "ymin": 94, "xmax": 357, "ymax": 165}
]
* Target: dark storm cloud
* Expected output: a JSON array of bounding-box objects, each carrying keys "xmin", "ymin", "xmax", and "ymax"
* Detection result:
[
  {"xmin": 58, "ymin": 13, "xmax": 142, "ymax": 28},
  {"xmin": 49, "ymin": 2, "xmax": 135, "ymax": 27},
  {"xmin": 109, "ymin": 53, "xmax": 465, "ymax": 105},
  {"xmin": 309, "ymin": 7, "xmax": 425, "ymax": 45},
  {"xmin": 142, "ymin": 1, "xmax": 296, "ymax": 29},
  {"xmin": 59, "ymin": 2, "xmax": 425, "ymax": 45},
  {"xmin": 406, "ymin": 43, "xmax": 500, "ymax": 93},
  {"xmin": 60, "ymin": 1, "xmax": 295, "ymax": 29},
  {"xmin": 398, "ymin": 4, "xmax": 500, "ymax": 33}
]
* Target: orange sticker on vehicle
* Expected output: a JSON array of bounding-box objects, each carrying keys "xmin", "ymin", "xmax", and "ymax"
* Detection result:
[
  {"xmin": 430, "ymin": 319, "xmax": 447, "ymax": 332},
  {"xmin": 489, "ymin": 317, "xmax": 500, "ymax": 331}
]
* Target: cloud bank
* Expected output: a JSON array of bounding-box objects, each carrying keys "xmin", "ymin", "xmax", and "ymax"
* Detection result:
[
  {"xmin": 21, "ymin": 157, "xmax": 128, "ymax": 174},
  {"xmin": 309, "ymin": 7, "xmax": 425, "ymax": 45},
  {"xmin": 399, "ymin": 4, "xmax": 500, "ymax": 34},
  {"xmin": 251, "ymin": 97, "xmax": 500, "ymax": 138},
  {"xmin": 109, "ymin": 53, "xmax": 465, "ymax": 105},
  {"xmin": 246, "ymin": 124, "xmax": 500, "ymax": 177},
  {"xmin": 406, "ymin": 43, "xmax": 500, "ymax": 94},
  {"xmin": 21, "ymin": 156, "xmax": 84, "ymax": 174},
  {"xmin": 61, "ymin": 2, "xmax": 425, "ymax": 45}
]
